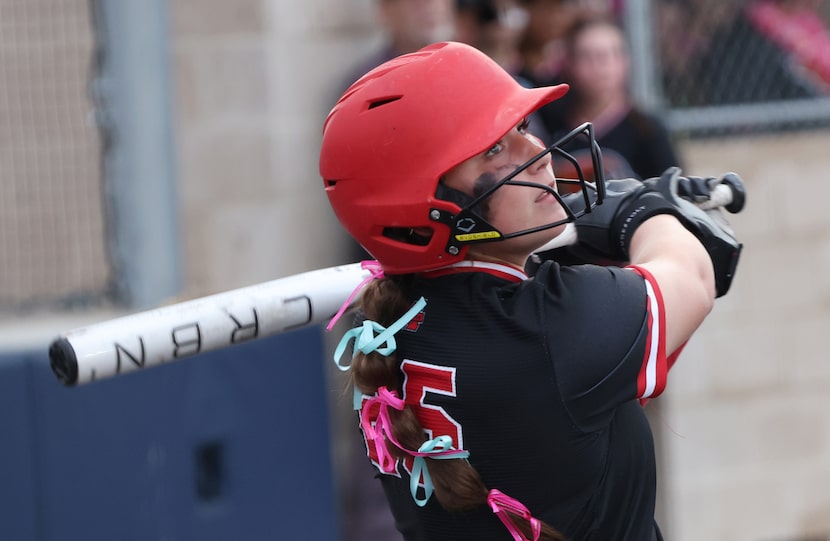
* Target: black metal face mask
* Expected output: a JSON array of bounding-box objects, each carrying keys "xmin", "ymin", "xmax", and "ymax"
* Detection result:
[{"xmin": 432, "ymin": 122, "xmax": 607, "ymax": 256}]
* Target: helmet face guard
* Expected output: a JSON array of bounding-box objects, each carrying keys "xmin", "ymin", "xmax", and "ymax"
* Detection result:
[{"xmin": 430, "ymin": 122, "xmax": 606, "ymax": 256}]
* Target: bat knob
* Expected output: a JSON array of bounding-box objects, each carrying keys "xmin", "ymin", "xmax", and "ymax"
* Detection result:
[
  {"xmin": 720, "ymin": 172, "xmax": 746, "ymax": 214},
  {"xmin": 49, "ymin": 337, "xmax": 79, "ymax": 386}
]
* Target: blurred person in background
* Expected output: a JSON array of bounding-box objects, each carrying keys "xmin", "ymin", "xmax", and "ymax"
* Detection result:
[
  {"xmin": 340, "ymin": 0, "xmax": 457, "ymax": 93},
  {"xmin": 656, "ymin": 0, "xmax": 711, "ymax": 106},
  {"xmin": 455, "ymin": 0, "xmax": 528, "ymax": 73},
  {"xmin": 746, "ymin": 0, "xmax": 830, "ymax": 93},
  {"xmin": 515, "ymin": 0, "xmax": 612, "ymax": 89},
  {"xmin": 514, "ymin": 0, "xmax": 580, "ymax": 88},
  {"xmin": 540, "ymin": 15, "xmax": 681, "ymax": 181}
]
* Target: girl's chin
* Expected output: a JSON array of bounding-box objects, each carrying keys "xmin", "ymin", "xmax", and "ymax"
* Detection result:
[{"xmin": 533, "ymin": 224, "xmax": 574, "ymax": 253}]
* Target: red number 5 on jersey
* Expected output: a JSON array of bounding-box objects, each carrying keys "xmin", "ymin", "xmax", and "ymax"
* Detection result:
[{"xmin": 361, "ymin": 359, "xmax": 464, "ymax": 482}]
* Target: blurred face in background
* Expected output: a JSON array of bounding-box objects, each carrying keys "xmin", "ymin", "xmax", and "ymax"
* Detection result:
[
  {"xmin": 521, "ymin": 0, "xmax": 580, "ymax": 46},
  {"xmin": 455, "ymin": 0, "xmax": 529, "ymax": 70},
  {"xmin": 567, "ymin": 21, "xmax": 629, "ymax": 103},
  {"xmin": 379, "ymin": 0, "xmax": 456, "ymax": 52}
]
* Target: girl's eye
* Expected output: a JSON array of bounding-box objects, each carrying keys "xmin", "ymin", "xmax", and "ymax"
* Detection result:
[
  {"xmin": 485, "ymin": 142, "xmax": 503, "ymax": 157},
  {"xmin": 484, "ymin": 118, "xmax": 529, "ymax": 158}
]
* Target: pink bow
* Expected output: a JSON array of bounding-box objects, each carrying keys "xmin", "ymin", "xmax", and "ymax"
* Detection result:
[
  {"xmin": 326, "ymin": 260, "xmax": 385, "ymax": 331},
  {"xmin": 487, "ymin": 489, "xmax": 541, "ymax": 541},
  {"xmin": 359, "ymin": 387, "xmax": 406, "ymax": 473}
]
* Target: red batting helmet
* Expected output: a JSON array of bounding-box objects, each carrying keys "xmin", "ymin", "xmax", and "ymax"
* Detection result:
[{"xmin": 320, "ymin": 41, "xmax": 578, "ymax": 274}]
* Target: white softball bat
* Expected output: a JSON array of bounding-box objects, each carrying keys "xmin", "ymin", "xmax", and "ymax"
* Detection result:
[
  {"xmin": 49, "ymin": 180, "xmax": 742, "ymax": 387},
  {"xmin": 697, "ymin": 182, "xmax": 740, "ymax": 210},
  {"xmin": 49, "ymin": 263, "xmax": 373, "ymax": 386}
]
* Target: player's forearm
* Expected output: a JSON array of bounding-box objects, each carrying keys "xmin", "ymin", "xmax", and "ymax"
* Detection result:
[{"xmin": 629, "ymin": 215, "xmax": 715, "ymax": 351}]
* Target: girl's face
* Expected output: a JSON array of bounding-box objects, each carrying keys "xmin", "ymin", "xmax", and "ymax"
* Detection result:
[{"xmin": 441, "ymin": 119, "xmax": 568, "ymax": 266}]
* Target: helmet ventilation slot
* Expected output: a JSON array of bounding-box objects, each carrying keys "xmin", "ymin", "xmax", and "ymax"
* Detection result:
[
  {"xmin": 382, "ymin": 227, "xmax": 432, "ymax": 246},
  {"xmin": 368, "ymin": 96, "xmax": 402, "ymax": 109}
]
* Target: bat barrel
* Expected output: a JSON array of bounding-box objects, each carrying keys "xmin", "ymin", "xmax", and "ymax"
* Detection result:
[{"xmin": 48, "ymin": 263, "xmax": 371, "ymax": 387}]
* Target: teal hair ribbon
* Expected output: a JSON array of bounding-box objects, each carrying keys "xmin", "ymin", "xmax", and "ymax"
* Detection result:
[
  {"xmin": 410, "ymin": 435, "xmax": 470, "ymax": 507},
  {"xmin": 331, "ymin": 297, "xmax": 426, "ymax": 409},
  {"xmin": 332, "ymin": 296, "xmax": 427, "ymax": 369}
]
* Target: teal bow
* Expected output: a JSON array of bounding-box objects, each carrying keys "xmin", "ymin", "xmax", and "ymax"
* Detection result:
[
  {"xmin": 410, "ymin": 435, "xmax": 470, "ymax": 507},
  {"xmin": 331, "ymin": 297, "xmax": 426, "ymax": 409}
]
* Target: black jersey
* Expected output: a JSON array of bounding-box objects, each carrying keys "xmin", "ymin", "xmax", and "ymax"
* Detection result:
[{"xmin": 357, "ymin": 260, "xmax": 670, "ymax": 541}]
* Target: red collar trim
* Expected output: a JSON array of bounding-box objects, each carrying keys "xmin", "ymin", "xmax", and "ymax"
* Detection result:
[{"xmin": 421, "ymin": 261, "xmax": 528, "ymax": 282}]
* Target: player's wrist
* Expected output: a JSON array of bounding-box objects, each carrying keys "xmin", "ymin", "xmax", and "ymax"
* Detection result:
[{"xmin": 611, "ymin": 189, "xmax": 682, "ymax": 259}]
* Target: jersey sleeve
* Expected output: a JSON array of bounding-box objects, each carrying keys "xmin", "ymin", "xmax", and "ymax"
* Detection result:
[
  {"xmin": 540, "ymin": 263, "xmax": 669, "ymax": 431},
  {"xmin": 626, "ymin": 265, "xmax": 668, "ymax": 399}
]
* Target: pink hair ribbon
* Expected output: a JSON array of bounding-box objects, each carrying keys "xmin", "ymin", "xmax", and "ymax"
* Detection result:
[
  {"xmin": 360, "ymin": 387, "xmax": 468, "ymax": 479},
  {"xmin": 487, "ymin": 489, "xmax": 542, "ymax": 541},
  {"xmin": 326, "ymin": 260, "xmax": 384, "ymax": 331},
  {"xmin": 359, "ymin": 387, "xmax": 406, "ymax": 473}
]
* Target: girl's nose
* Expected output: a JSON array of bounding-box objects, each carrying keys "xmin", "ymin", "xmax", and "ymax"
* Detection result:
[{"xmin": 523, "ymin": 134, "xmax": 551, "ymax": 172}]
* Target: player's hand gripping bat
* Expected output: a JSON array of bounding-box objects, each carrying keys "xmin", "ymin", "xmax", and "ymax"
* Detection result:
[
  {"xmin": 49, "ymin": 172, "xmax": 745, "ymax": 386},
  {"xmin": 532, "ymin": 170, "xmax": 745, "ymax": 296}
]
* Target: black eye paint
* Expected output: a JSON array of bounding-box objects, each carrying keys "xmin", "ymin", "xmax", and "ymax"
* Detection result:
[
  {"xmin": 473, "ymin": 172, "xmax": 499, "ymax": 217},
  {"xmin": 473, "ymin": 171, "xmax": 498, "ymax": 198}
]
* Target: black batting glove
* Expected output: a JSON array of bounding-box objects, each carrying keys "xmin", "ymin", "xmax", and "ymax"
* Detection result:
[
  {"xmin": 558, "ymin": 178, "xmax": 680, "ymax": 263},
  {"xmin": 643, "ymin": 167, "xmax": 744, "ymax": 297}
]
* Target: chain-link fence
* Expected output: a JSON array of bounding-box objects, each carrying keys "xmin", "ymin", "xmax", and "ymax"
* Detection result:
[
  {"xmin": 0, "ymin": 0, "xmax": 113, "ymax": 312},
  {"xmin": 0, "ymin": 0, "xmax": 178, "ymax": 314},
  {"xmin": 653, "ymin": 0, "xmax": 830, "ymax": 136}
]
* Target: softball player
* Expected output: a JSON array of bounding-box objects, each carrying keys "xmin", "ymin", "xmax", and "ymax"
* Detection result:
[{"xmin": 321, "ymin": 41, "xmax": 743, "ymax": 541}]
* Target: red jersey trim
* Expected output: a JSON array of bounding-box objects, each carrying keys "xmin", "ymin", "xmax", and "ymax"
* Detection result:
[
  {"xmin": 626, "ymin": 265, "xmax": 668, "ymax": 399},
  {"xmin": 421, "ymin": 261, "xmax": 528, "ymax": 282}
]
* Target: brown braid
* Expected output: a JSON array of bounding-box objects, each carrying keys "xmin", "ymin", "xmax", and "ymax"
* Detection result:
[{"xmin": 350, "ymin": 276, "xmax": 568, "ymax": 541}]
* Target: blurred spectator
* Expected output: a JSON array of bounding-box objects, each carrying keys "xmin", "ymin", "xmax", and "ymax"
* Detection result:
[
  {"xmin": 515, "ymin": 0, "xmax": 613, "ymax": 88},
  {"xmin": 339, "ymin": 0, "xmax": 456, "ymax": 93},
  {"xmin": 656, "ymin": 0, "xmax": 711, "ymax": 106},
  {"xmin": 514, "ymin": 0, "xmax": 579, "ymax": 88},
  {"xmin": 746, "ymin": 0, "xmax": 830, "ymax": 92},
  {"xmin": 540, "ymin": 16, "xmax": 682, "ymax": 180},
  {"xmin": 694, "ymin": 0, "xmax": 829, "ymax": 104},
  {"xmin": 455, "ymin": 0, "xmax": 528, "ymax": 72}
]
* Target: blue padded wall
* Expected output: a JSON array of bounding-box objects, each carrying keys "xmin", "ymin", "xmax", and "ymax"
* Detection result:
[{"xmin": 0, "ymin": 326, "xmax": 338, "ymax": 541}]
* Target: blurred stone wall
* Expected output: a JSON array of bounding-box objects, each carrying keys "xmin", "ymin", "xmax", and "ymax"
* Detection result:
[
  {"xmin": 660, "ymin": 132, "xmax": 830, "ymax": 541},
  {"xmin": 170, "ymin": 0, "xmax": 379, "ymax": 296}
]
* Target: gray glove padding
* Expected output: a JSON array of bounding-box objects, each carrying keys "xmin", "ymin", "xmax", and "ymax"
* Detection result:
[
  {"xmin": 643, "ymin": 167, "xmax": 744, "ymax": 297},
  {"xmin": 647, "ymin": 171, "xmax": 746, "ymax": 214}
]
